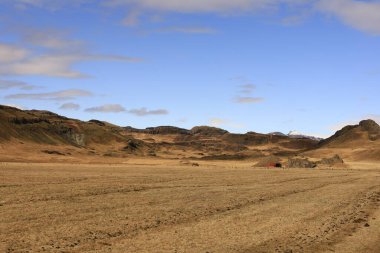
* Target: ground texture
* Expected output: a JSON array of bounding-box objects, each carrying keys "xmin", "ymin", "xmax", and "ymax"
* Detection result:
[{"xmin": 1, "ymin": 163, "xmax": 379, "ymax": 253}]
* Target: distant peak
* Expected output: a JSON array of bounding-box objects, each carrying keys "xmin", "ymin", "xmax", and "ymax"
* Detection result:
[
  {"xmin": 268, "ymin": 132, "xmax": 286, "ymax": 136},
  {"xmin": 359, "ymin": 119, "xmax": 380, "ymax": 132},
  {"xmin": 288, "ymin": 130, "xmax": 302, "ymax": 136},
  {"xmin": 287, "ymin": 130, "xmax": 323, "ymax": 141}
]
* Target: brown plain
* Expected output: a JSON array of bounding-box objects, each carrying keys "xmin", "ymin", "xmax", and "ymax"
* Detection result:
[{"xmin": 1, "ymin": 161, "xmax": 379, "ymax": 253}]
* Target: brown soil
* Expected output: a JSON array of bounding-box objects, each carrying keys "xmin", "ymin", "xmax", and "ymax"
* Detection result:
[{"xmin": 1, "ymin": 162, "xmax": 379, "ymax": 253}]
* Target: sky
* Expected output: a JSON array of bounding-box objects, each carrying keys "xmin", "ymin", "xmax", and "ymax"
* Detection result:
[{"xmin": 0, "ymin": 0, "xmax": 379, "ymax": 138}]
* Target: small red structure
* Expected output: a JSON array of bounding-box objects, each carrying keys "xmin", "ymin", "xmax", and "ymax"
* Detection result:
[{"xmin": 267, "ymin": 163, "xmax": 282, "ymax": 168}]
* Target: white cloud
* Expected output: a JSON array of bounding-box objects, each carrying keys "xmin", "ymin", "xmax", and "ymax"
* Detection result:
[
  {"xmin": 110, "ymin": 0, "xmax": 380, "ymax": 35},
  {"xmin": 6, "ymin": 0, "xmax": 380, "ymax": 36},
  {"xmin": 0, "ymin": 54, "xmax": 88, "ymax": 78},
  {"xmin": 59, "ymin": 103, "xmax": 80, "ymax": 110},
  {"xmin": 85, "ymin": 104, "xmax": 127, "ymax": 113},
  {"xmin": 234, "ymin": 96, "xmax": 264, "ymax": 104},
  {"xmin": 128, "ymin": 107, "xmax": 169, "ymax": 116},
  {"xmin": 0, "ymin": 26, "xmax": 142, "ymax": 78},
  {"xmin": 238, "ymin": 84, "xmax": 256, "ymax": 94},
  {"xmin": 122, "ymin": 9, "xmax": 141, "ymax": 26},
  {"xmin": 0, "ymin": 79, "xmax": 40, "ymax": 90},
  {"xmin": 10, "ymin": 0, "xmax": 307, "ymax": 13},
  {"xmin": 18, "ymin": 28, "xmax": 84, "ymax": 50},
  {"xmin": 0, "ymin": 45, "xmax": 142, "ymax": 78},
  {"xmin": 84, "ymin": 105, "xmax": 168, "ymax": 115},
  {"xmin": 156, "ymin": 26, "xmax": 216, "ymax": 34},
  {"xmin": 209, "ymin": 118, "xmax": 228, "ymax": 126},
  {"xmin": 9, "ymin": 0, "xmax": 91, "ymax": 10},
  {"xmin": 177, "ymin": 118, "xmax": 187, "ymax": 123},
  {"xmin": 209, "ymin": 117, "xmax": 245, "ymax": 129},
  {"xmin": 107, "ymin": 0, "xmax": 283, "ymax": 13},
  {"xmin": 0, "ymin": 43, "xmax": 29, "ymax": 63},
  {"xmin": 317, "ymin": 0, "xmax": 380, "ymax": 35},
  {"xmin": 5, "ymin": 89, "xmax": 93, "ymax": 100}
]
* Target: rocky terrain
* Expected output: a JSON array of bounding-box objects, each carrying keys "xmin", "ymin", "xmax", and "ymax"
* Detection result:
[
  {"xmin": 0, "ymin": 104, "xmax": 379, "ymax": 164},
  {"xmin": 1, "ymin": 105, "xmax": 380, "ymax": 253},
  {"xmin": 0, "ymin": 105, "xmax": 319, "ymax": 163}
]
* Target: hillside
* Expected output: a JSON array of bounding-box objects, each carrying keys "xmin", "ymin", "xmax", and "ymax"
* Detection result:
[
  {"xmin": 0, "ymin": 105, "xmax": 128, "ymax": 146},
  {"xmin": 305, "ymin": 120, "xmax": 380, "ymax": 161},
  {"xmin": 320, "ymin": 120, "xmax": 380, "ymax": 147},
  {"xmin": 0, "ymin": 105, "xmax": 322, "ymax": 162}
]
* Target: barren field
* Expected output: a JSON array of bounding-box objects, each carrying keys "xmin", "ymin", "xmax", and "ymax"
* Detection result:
[{"xmin": 1, "ymin": 162, "xmax": 379, "ymax": 253}]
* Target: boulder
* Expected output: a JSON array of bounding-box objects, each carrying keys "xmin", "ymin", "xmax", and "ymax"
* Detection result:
[
  {"xmin": 288, "ymin": 158, "xmax": 316, "ymax": 168},
  {"xmin": 318, "ymin": 155, "xmax": 344, "ymax": 166}
]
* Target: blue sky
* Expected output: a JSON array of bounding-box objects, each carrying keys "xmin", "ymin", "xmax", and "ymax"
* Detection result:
[{"xmin": 0, "ymin": 0, "xmax": 379, "ymax": 137}]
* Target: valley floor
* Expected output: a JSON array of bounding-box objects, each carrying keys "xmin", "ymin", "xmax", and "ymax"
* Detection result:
[{"xmin": 0, "ymin": 162, "xmax": 379, "ymax": 253}]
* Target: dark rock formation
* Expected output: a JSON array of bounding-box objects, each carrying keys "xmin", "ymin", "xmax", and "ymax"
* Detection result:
[
  {"xmin": 318, "ymin": 155, "xmax": 344, "ymax": 166},
  {"xmin": 288, "ymin": 158, "xmax": 316, "ymax": 168},
  {"xmin": 190, "ymin": 126, "xmax": 229, "ymax": 136},
  {"xmin": 145, "ymin": 126, "xmax": 190, "ymax": 135}
]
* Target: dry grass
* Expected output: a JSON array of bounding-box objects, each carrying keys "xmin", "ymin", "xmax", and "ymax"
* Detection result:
[{"xmin": 0, "ymin": 162, "xmax": 379, "ymax": 253}]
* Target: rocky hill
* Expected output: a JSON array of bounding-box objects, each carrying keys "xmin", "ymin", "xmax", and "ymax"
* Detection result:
[
  {"xmin": 319, "ymin": 120, "xmax": 380, "ymax": 147},
  {"xmin": 304, "ymin": 119, "xmax": 380, "ymax": 161},
  {"xmin": 0, "ymin": 104, "xmax": 338, "ymax": 162},
  {"xmin": 0, "ymin": 105, "xmax": 128, "ymax": 147}
]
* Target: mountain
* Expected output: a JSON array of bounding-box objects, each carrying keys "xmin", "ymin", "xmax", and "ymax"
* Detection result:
[
  {"xmin": 268, "ymin": 132, "xmax": 287, "ymax": 136},
  {"xmin": 0, "ymin": 105, "xmax": 129, "ymax": 146},
  {"xmin": 305, "ymin": 119, "xmax": 380, "ymax": 161},
  {"xmin": 287, "ymin": 131, "xmax": 324, "ymax": 141},
  {"xmin": 269, "ymin": 131, "xmax": 323, "ymax": 141},
  {"xmin": 0, "ymin": 105, "xmax": 321, "ymax": 162},
  {"xmin": 319, "ymin": 120, "xmax": 380, "ymax": 147}
]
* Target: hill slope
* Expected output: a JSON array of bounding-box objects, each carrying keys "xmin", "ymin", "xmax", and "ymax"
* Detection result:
[
  {"xmin": 319, "ymin": 120, "xmax": 380, "ymax": 147},
  {"xmin": 0, "ymin": 105, "xmax": 128, "ymax": 146},
  {"xmin": 0, "ymin": 105, "xmax": 322, "ymax": 162},
  {"xmin": 305, "ymin": 120, "xmax": 380, "ymax": 161}
]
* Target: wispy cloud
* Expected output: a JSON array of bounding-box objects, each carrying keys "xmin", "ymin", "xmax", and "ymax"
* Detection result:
[
  {"xmin": 17, "ymin": 27, "xmax": 84, "ymax": 51},
  {"xmin": 156, "ymin": 26, "xmax": 216, "ymax": 34},
  {"xmin": 84, "ymin": 105, "xmax": 169, "ymax": 115},
  {"xmin": 85, "ymin": 104, "xmax": 127, "ymax": 113},
  {"xmin": 5, "ymin": 89, "xmax": 93, "ymax": 100},
  {"xmin": 238, "ymin": 84, "xmax": 256, "ymax": 94},
  {"xmin": 6, "ymin": 1, "xmax": 380, "ymax": 36},
  {"xmin": 59, "ymin": 103, "xmax": 80, "ymax": 110},
  {"xmin": 0, "ymin": 43, "xmax": 29, "ymax": 63},
  {"xmin": 106, "ymin": 0, "xmax": 285, "ymax": 14},
  {"xmin": 177, "ymin": 118, "xmax": 187, "ymax": 123},
  {"xmin": 0, "ymin": 45, "xmax": 142, "ymax": 78},
  {"xmin": 232, "ymin": 78, "xmax": 263, "ymax": 104},
  {"xmin": 8, "ymin": 0, "xmax": 91, "ymax": 10},
  {"xmin": 0, "ymin": 79, "xmax": 40, "ymax": 90},
  {"xmin": 209, "ymin": 117, "xmax": 245, "ymax": 129},
  {"xmin": 0, "ymin": 25, "xmax": 142, "ymax": 78},
  {"xmin": 209, "ymin": 118, "xmax": 228, "ymax": 127},
  {"xmin": 317, "ymin": 0, "xmax": 380, "ymax": 35},
  {"xmin": 122, "ymin": 9, "xmax": 141, "ymax": 27},
  {"xmin": 128, "ymin": 107, "xmax": 169, "ymax": 116},
  {"xmin": 113, "ymin": 0, "xmax": 380, "ymax": 35},
  {"xmin": 234, "ymin": 96, "xmax": 264, "ymax": 104}
]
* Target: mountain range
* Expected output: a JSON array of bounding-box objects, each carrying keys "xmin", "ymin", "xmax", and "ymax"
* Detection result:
[{"xmin": 0, "ymin": 104, "xmax": 379, "ymax": 163}]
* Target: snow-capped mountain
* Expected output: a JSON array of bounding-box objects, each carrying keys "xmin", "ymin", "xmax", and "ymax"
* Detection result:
[
  {"xmin": 269, "ymin": 131, "xmax": 323, "ymax": 141},
  {"xmin": 287, "ymin": 131, "xmax": 323, "ymax": 141}
]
